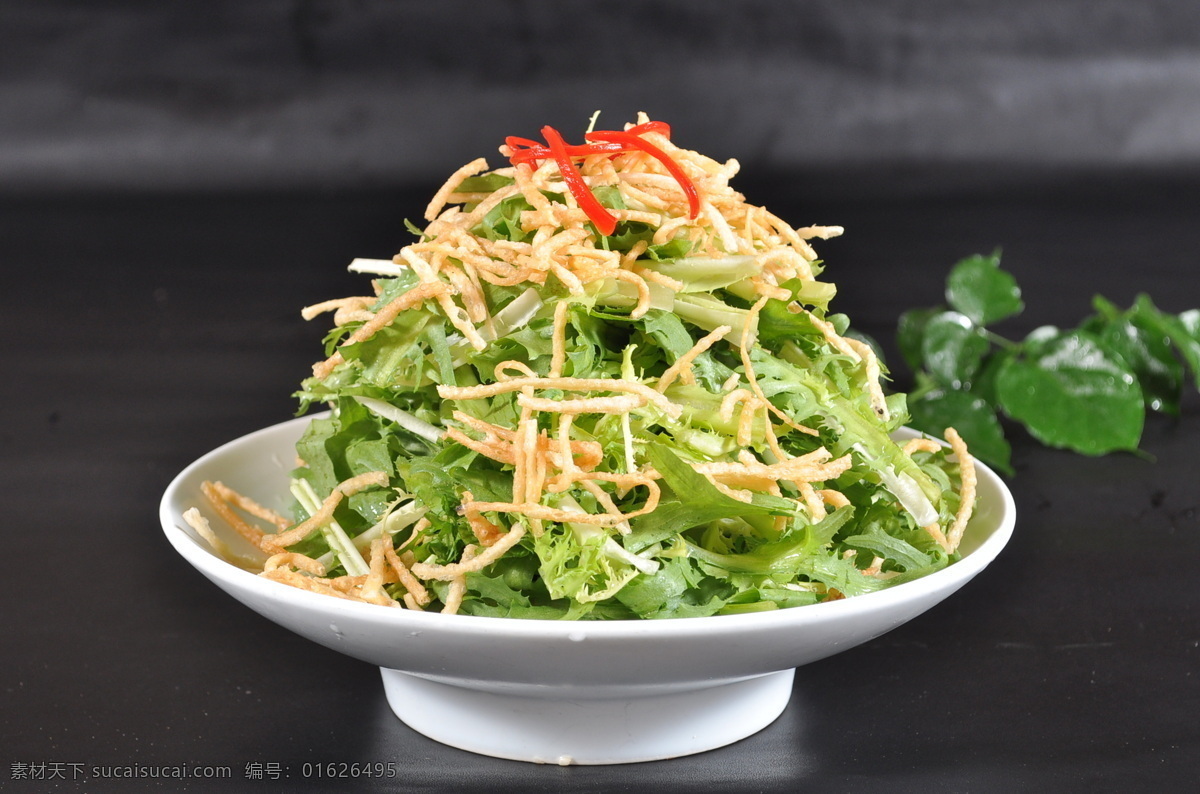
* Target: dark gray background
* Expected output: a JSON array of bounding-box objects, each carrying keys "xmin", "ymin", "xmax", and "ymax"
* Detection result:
[
  {"xmin": 4, "ymin": 3, "xmax": 1199, "ymax": 792},
  {"xmin": 7, "ymin": 0, "xmax": 1200, "ymax": 196}
]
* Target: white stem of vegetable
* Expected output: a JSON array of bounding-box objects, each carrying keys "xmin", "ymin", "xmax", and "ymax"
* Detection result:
[
  {"xmin": 559, "ymin": 495, "xmax": 660, "ymax": 575},
  {"xmin": 353, "ymin": 396, "xmax": 443, "ymax": 444},
  {"xmin": 350, "ymin": 499, "xmax": 428, "ymax": 553},
  {"xmin": 290, "ymin": 478, "xmax": 370, "ymax": 577},
  {"xmin": 482, "ymin": 288, "xmax": 543, "ymax": 342},
  {"xmin": 878, "ymin": 466, "xmax": 939, "ymax": 526},
  {"xmin": 347, "ymin": 258, "xmax": 408, "ymax": 277}
]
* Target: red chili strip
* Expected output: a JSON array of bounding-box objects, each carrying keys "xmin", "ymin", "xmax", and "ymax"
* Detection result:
[
  {"xmin": 585, "ymin": 129, "xmax": 700, "ymax": 219},
  {"xmin": 540, "ymin": 125, "xmax": 619, "ymax": 236},
  {"xmin": 507, "ymin": 137, "xmax": 624, "ymax": 168},
  {"xmin": 625, "ymin": 120, "xmax": 671, "ymax": 137}
]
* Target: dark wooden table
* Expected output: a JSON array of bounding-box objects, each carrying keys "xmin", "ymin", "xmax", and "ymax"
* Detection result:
[{"xmin": 4, "ymin": 177, "xmax": 1197, "ymax": 792}]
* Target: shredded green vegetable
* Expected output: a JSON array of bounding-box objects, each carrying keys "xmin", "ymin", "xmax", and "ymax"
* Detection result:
[{"xmin": 253, "ymin": 117, "xmax": 975, "ymax": 619}]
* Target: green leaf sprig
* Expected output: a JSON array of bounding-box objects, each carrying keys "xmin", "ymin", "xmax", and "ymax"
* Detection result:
[{"xmin": 898, "ymin": 251, "xmax": 1200, "ymax": 474}]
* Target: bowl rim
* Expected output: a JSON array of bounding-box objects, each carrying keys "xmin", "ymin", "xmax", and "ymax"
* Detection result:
[{"xmin": 161, "ymin": 414, "xmax": 1016, "ymax": 639}]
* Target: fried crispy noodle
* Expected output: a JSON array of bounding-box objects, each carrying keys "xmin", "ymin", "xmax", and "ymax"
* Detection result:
[
  {"xmin": 739, "ymin": 298, "xmax": 819, "ymax": 437},
  {"xmin": 195, "ymin": 116, "xmax": 977, "ymax": 614},
  {"xmin": 903, "ymin": 437, "xmax": 944, "ymax": 457},
  {"xmin": 842, "ymin": 337, "xmax": 889, "ymax": 420},
  {"xmin": 692, "ymin": 448, "xmax": 853, "ymax": 492},
  {"xmin": 460, "ymin": 491, "xmax": 507, "ymax": 547},
  {"xmin": 300, "ymin": 296, "xmax": 375, "ymax": 324},
  {"xmin": 460, "ymin": 497, "xmax": 659, "ymax": 528},
  {"xmin": 901, "ymin": 429, "xmax": 977, "ymax": 554},
  {"xmin": 943, "ymin": 427, "xmax": 977, "ymax": 554},
  {"xmin": 262, "ymin": 471, "xmax": 390, "ymax": 553},
  {"xmin": 818, "ymin": 489, "xmax": 851, "ymax": 510},
  {"xmin": 263, "ymin": 552, "xmax": 325, "ymax": 576},
  {"xmin": 384, "ymin": 543, "xmax": 431, "ymax": 606},
  {"xmin": 517, "ymin": 392, "xmax": 646, "ymax": 415},
  {"xmin": 424, "ymin": 157, "xmax": 490, "ymax": 222},
  {"xmin": 656, "ymin": 325, "xmax": 732, "ymax": 393},
  {"xmin": 358, "ymin": 537, "xmax": 399, "ymax": 607},
  {"xmin": 798, "ymin": 481, "xmax": 826, "ymax": 521},
  {"xmin": 719, "ymin": 388, "xmax": 764, "ymax": 447},
  {"xmin": 922, "ymin": 521, "xmax": 952, "ymax": 553},
  {"xmin": 312, "ymin": 281, "xmax": 451, "ymax": 379},
  {"xmin": 410, "ymin": 523, "xmax": 528, "ymax": 582},
  {"xmin": 437, "ymin": 377, "xmax": 682, "ymax": 420},
  {"xmin": 204, "ymin": 481, "xmax": 291, "ymax": 531},
  {"xmin": 182, "ymin": 508, "xmax": 231, "ymax": 559},
  {"xmin": 441, "ymin": 545, "xmax": 477, "ymax": 615},
  {"xmin": 200, "ymin": 481, "xmax": 267, "ymax": 549},
  {"xmin": 450, "ymin": 411, "xmax": 604, "ymax": 470},
  {"xmin": 550, "ymin": 299, "xmax": 570, "ymax": 377},
  {"xmin": 261, "ymin": 567, "xmax": 362, "ymax": 601},
  {"xmin": 494, "ymin": 359, "xmax": 538, "ymax": 381}
]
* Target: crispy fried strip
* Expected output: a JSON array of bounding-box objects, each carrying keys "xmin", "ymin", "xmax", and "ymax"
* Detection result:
[
  {"xmin": 943, "ymin": 427, "xmax": 977, "ymax": 553},
  {"xmin": 443, "ymin": 427, "xmax": 515, "ymax": 465},
  {"xmin": 441, "ymin": 545, "xmax": 476, "ymax": 615},
  {"xmin": 201, "ymin": 481, "xmax": 267, "ymax": 549},
  {"xmin": 205, "ymin": 481, "xmax": 291, "ymax": 531},
  {"xmin": 449, "ymin": 411, "xmax": 604, "ymax": 470},
  {"xmin": 300, "ymin": 296, "xmax": 375, "ymax": 322},
  {"xmin": 903, "ymin": 438, "xmax": 943, "ymax": 456},
  {"xmin": 312, "ymin": 281, "xmax": 451, "ymax": 379},
  {"xmin": 798, "ymin": 481, "xmax": 826, "ymax": 521},
  {"xmin": 843, "ymin": 336, "xmax": 889, "ymax": 420},
  {"xmin": 550, "ymin": 299, "xmax": 570, "ymax": 377},
  {"xmin": 263, "ymin": 471, "xmax": 389, "ymax": 552},
  {"xmin": 818, "ymin": 489, "xmax": 850, "ymax": 509},
  {"xmin": 738, "ymin": 297, "xmax": 820, "ymax": 437},
  {"xmin": 657, "ymin": 325, "xmax": 732, "ymax": 393},
  {"xmin": 263, "ymin": 552, "xmax": 326, "ymax": 576},
  {"xmin": 610, "ymin": 269, "xmax": 653, "ymax": 319},
  {"xmin": 261, "ymin": 567, "xmax": 361, "ymax": 601},
  {"xmin": 181, "ymin": 508, "xmax": 231, "ymax": 558},
  {"xmin": 424, "ymin": 157, "xmax": 490, "ymax": 221},
  {"xmin": 693, "ymin": 448, "xmax": 851, "ymax": 484},
  {"xmin": 438, "ymin": 377, "xmax": 680, "ymax": 419},
  {"xmin": 382, "ymin": 544, "xmax": 429, "ymax": 605},
  {"xmin": 411, "ymin": 523, "xmax": 528, "ymax": 582},
  {"xmin": 577, "ymin": 479, "xmax": 634, "ymax": 535},
  {"xmin": 463, "ymin": 474, "xmax": 660, "ymax": 526},
  {"xmin": 516, "ymin": 392, "xmax": 645, "ymax": 415},
  {"xmin": 358, "ymin": 537, "xmax": 398, "ymax": 607},
  {"xmin": 922, "ymin": 521, "xmax": 952, "ymax": 553},
  {"xmin": 494, "ymin": 359, "xmax": 538, "ymax": 381}
]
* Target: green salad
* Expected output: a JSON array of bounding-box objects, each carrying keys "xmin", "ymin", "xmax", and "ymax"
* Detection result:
[{"xmin": 189, "ymin": 115, "xmax": 977, "ymax": 619}]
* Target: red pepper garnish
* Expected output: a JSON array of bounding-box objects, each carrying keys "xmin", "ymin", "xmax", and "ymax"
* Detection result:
[
  {"xmin": 540, "ymin": 125, "xmax": 619, "ymax": 236},
  {"xmin": 505, "ymin": 121, "xmax": 699, "ymax": 236},
  {"xmin": 625, "ymin": 120, "xmax": 672, "ymax": 137},
  {"xmin": 584, "ymin": 129, "xmax": 700, "ymax": 221}
]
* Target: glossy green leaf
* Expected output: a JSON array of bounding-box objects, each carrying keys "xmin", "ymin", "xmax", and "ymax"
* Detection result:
[
  {"xmin": 907, "ymin": 387, "xmax": 1013, "ymax": 474},
  {"xmin": 920, "ymin": 311, "xmax": 991, "ymax": 389},
  {"xmin": 945, "ymin": 251, "xmax": 1024, "ymax": 327},
  {"xmin": 996, "ymin": 330, "xmax": 1143, "ymax": 455},
  {"xmin": 1130, "ymin": 295, "xmax": 1200, "ymax": 390},
  {"xmin": 1086, "ymin": 296, "xmax": 1183, "ymax": 415},
  {"xmin": 897, "ymin": 306, "xmax": 939, "ymax": 374}
]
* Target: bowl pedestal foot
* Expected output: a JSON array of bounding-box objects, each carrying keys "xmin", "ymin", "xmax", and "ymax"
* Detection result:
[{"xmin": 379, "ymin": 667, "xmax": 795, "ymax": 765}]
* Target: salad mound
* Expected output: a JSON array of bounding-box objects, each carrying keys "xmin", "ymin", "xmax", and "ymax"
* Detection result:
[{"xmin": 186, "ymin": 114, "xmax": 977, "ymax": 619}]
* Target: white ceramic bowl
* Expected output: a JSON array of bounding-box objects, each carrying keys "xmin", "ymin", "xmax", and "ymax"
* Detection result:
[{"xmin": 160, "ymin": 415, "xmax": 1015, "ymax": 765}]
